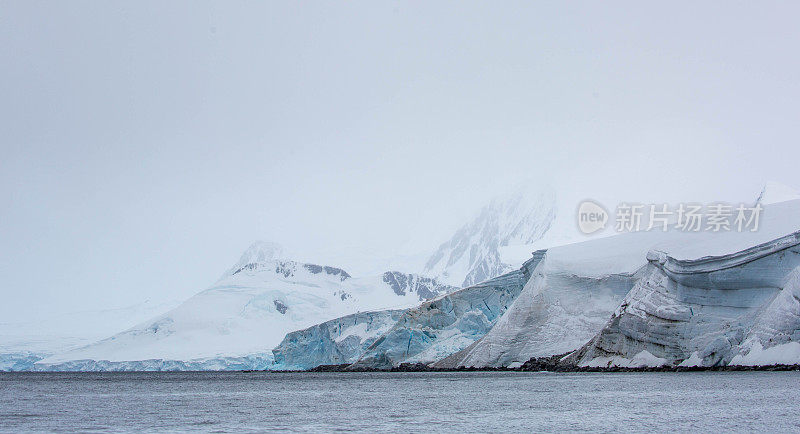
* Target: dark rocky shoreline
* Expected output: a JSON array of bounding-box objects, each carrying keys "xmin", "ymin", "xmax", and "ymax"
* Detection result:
[{"xmin": 306, "ymin": 354, "xmax": 800, "ymax": 373}]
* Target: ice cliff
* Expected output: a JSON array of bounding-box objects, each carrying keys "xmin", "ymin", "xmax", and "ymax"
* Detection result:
[
  {"xmin": 348, "ymin": 254, "xmax": 544, "ymax": 369},
  {"xmin": 272, "ymin": 309, "xmax": 405, "ymax": 370},
  {"xmin": 351, "ymin": 273, "xmax": 524, "ymax": 368},
  {"xmin": 436, "ymin": 234, "xmax": 657, "ymax": 368},
  {"xmin": 572, "ymin": 200, "xmax": 800, "ymax": 368},
  {"xmin": 271, "ymin": 254, "xmax": 540, "ymax": 370},
  {"xmin": 438, "ymin": 197, "xmax": 800, "ymax": 369},
  {"xmin": 0, "ymin": 352, "xmax": 46, "ymax": 372}
]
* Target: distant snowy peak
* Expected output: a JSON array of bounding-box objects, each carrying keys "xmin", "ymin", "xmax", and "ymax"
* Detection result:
[
  {"xmin": 755, "ymin": 181, "xmax": 800, "ymax": 205},
  {"xmin": 225, "ymin": 241, "xmax": 286, "ymax": 275},
  {"xmin": 486, "ymin": 186, "xmax": 558, "ymax": 245},
  {"xmin": 424, "ymin": 186, "xmax": 557, "ymax": 287},
  {"xmin": 223, "ymin": 241, "xmax": 351, "ymax": 281}
]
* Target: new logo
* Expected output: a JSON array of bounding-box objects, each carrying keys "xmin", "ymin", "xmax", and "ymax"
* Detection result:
[{"xmin": 577, "ymin": 200, "xmax": 608, "ymax": 234}]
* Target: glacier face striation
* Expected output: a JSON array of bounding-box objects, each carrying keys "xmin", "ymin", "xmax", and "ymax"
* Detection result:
[
  {"xmin": 571, "ymin": 200, "xmax": 800, "ymax": 368},
  {"xmin": 573, "ymin": 236, "xmax": 800, "ymax": 367}
]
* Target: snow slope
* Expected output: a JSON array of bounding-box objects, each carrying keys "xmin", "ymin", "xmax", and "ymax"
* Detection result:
[{"xmin": 35, "ymin": 242, "xmax": 455, "ymax": 371}]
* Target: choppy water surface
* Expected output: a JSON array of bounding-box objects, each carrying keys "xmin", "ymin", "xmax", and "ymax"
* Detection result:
[{"xmin": 1, "ymin": 371, "xmax": 798, "ymax": 432}]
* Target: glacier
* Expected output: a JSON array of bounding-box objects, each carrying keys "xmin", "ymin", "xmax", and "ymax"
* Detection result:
[
  {"xmin": 350, "ymin": 267, "xmax": 529, "ymax": 369},
  {"xmin": 32, "ymin": 353, "xmax": 276, "ymax": 372},
  {"xmin": 20, "ymin": 184, "xmax": 800, "ymax": 372},
  {"xmin": 34, "ymin": 242, "xmax": 455, "ymax": 371},
  {"xmin": 10, "ymin": 186, "xmax": 568, "ymax": 371},
  {"xmin": 572, "ymin": 200, "xmax": 800, "ymax": 368},
  {"xmin": 439, "ymin": 195, "xmax": 800, "ymax": 369},
  {"xmin": 264, "ymin": 184, "xmax": 572, "ymax": 371},
  {"xmin": 271, "ymin": 267, "xmax": 530, "ymax": 370},
  {"xmin": 0, "ymin": 351, "xmax": 47, "ymax": 372}
]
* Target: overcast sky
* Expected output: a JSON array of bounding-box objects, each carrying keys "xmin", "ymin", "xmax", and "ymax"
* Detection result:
[{"xmin": 2, "ymin": 1, "xmax": 800, "ymax": 321}]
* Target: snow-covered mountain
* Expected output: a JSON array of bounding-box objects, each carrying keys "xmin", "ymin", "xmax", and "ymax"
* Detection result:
[
  {"xmin": 423, "ymin": 186, "xmax": 557, "ymax": 287},
  {"xmin": 34, "ymin": 242, "xmax": 456, "ymax": 370},
  {"xmin": 25, "ymin": 182, "xmax": 800, "ymax": 371}
]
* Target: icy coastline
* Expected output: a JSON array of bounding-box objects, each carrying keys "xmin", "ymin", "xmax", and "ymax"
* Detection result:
[{"xmin": 13, "ymin": 194, "xmax": 800, "ymax": 372}]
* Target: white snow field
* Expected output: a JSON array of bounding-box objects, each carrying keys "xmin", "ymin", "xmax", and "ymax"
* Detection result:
[
  {"xmin": 34, "ymin": 242, "xmax": 455, "ymax": 371},
  {"xmin": 755, "ymin": 181, "xmax": 800, "ymax": 205}
]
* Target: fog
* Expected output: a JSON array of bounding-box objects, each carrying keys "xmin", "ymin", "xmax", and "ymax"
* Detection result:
[{"xmin": 2, "ymin": 1, "xmax": 800, "ymax": 321}]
